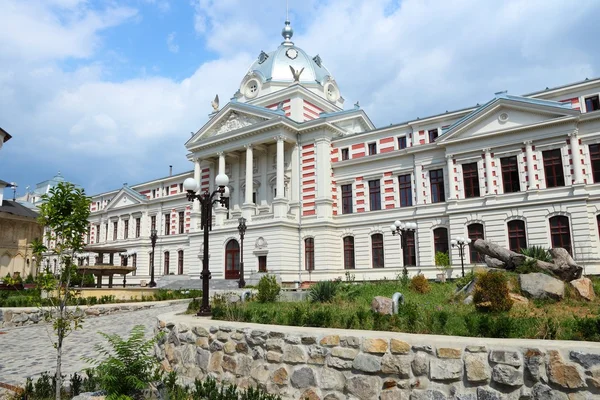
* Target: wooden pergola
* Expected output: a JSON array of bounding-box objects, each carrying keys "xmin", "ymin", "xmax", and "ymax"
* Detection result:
[{"xmin": 77, "ymin": 246, "xmax": 136, "ymax": 288}]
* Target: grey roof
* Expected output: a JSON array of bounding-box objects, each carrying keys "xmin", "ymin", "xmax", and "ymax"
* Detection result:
[{"xmin": 0, "ymin": 200, "xmax": 39, "ymax": 219}]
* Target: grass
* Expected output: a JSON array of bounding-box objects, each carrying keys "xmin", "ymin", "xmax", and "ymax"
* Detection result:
[{"xmin": 211, "ymin": 277, "xmax": 600, "ymax": 341}]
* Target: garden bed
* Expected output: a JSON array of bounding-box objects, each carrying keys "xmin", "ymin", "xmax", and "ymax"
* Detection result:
[{"xmin": 211, "ymin": 276, "xmax": 600, "ymax": 341}]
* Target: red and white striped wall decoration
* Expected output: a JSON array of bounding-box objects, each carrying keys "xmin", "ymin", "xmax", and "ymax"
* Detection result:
[
  {"xmin": 171, "ymin": 209, "xmax": 177, "ymax": 235},
  {"xmin": 303, "ymin": 100, "xmax": 324, "ymax": 121},
  {"xmin": 301, "ymin": 144, "xmax": 316, "ymax": 216},
  {"xmin": 351, "ymin": 143, "xmax": 365, "ymax": 159},
  {"xmin": 266, "ymin": 99, "xmax": 291, "ymax": 117},
  {"xmin": 355, "ymin": 177, "xmax": 365, "ymax": 213},
  {"xmin": 452, "ymin": 159, "xmax": 459, "ymax": 198},
  {"xmin": 560, "ymin": 97, "xmax": 581, "ymax": 111},
  {"xmin": 200, "ymin": 167, "xmax": 210, "ymax": 193},
  {"xmin": 379, "ymin": 137, "xmax": 395, "ymax": 153},
  {"xmin": 139, "ymin": 190, "xmax": 151, "ymax": 199},
  {"xmin": 185, "ymin": 205, "xmax": 191, "ymax": 233},
  {"xmin": 418, "ymin": 130, "xmax": 426, "ymax": 145},
  {"xmin": 170, "ymin": 184, "xmax": 178, "ymax": 196},
  {"xmin": 331, "ymin": 145, "xmax": 338, "ymax": 215},
  {"xmin": 383, "ymin": 172, "xmax": 396, "ymax": 209}
]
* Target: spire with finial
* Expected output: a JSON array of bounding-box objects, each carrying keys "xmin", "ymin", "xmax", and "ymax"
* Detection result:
[{"xmin": 281, "ymin": 0, "xmax": 294, "ymax": 46}]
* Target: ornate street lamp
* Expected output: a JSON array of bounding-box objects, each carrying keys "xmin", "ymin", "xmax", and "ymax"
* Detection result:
[
  {"xmin": 451, "ymin": 236, "xmax": 471, "ymax": 278},
  {"xmin": 149, "ymin": 228, "xmax": 158, "ymax": 287},
  {"xmin": 183, "ymin": 173, "xmax": 229, "ymax": 316},
  {"xmin": 237, "ymin": 217, "xmax": 247, "ymax": 288},
  {"xmin": 389, "ymin": 220, "xmax": 418, "ymax": 276}
]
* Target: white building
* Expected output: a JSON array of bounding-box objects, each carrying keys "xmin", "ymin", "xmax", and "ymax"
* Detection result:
[{"xmin": 86, "ymin": 20, "xmax": 600, "ymax": 284}]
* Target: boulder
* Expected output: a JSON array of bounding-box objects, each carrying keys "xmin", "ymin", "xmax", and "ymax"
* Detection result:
[
  {"xmin": 519, "ymin": 273, "xmax": 564, "ymax": 300},
  {"xmin": 509, "ymin": 292, "xmax": 529, "ymax": 306},
  {"xmin": 371, "ymin": 296, "xmax": 393, "ymax": 315},
  {"xmin": 569, "ymin": 277, "xmax": 595, "ymax": 301}
]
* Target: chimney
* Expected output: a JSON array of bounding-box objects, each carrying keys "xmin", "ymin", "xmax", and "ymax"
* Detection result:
[{"xmin": 169, "ymin": 165, "xmax": 173, "ymax": 177}]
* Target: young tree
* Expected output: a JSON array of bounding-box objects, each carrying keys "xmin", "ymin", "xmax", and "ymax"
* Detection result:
[{"xmin": 36, "ymin": 182, "xmax": 91, "ymax": 400}]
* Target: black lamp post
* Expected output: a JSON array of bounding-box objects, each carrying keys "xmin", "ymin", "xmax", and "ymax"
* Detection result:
[
  {"xmin": 451, "ymin": 236, "xmax": 471, "ymax": 277},
  {"xmin": 237, "ymin": 217, "xmax": 247, "ymax": 288},
  {"xmin": 149, "ymin": 228, "xmax": 158, "ymax": 287},
  {"xmin": 183, "ymin": 174, "xmax": 230, "ymax": 316},
  {"xmin": 389, "ymin": 220, "xmax": 417, "ymax": 275}
]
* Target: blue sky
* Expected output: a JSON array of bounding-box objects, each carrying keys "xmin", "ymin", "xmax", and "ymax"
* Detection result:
[{"xmin": 1, "ymin": 0, "xmax": 599, "ymax": 198}]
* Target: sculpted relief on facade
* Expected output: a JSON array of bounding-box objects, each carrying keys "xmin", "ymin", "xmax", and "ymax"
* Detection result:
[{"xmin": 210, "ymin": 112, "xmax": 265, "ymax": 137}]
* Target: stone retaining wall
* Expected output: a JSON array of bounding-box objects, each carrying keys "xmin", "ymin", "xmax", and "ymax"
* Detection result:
[
  {"xmin": 155, "ymin": 311, "xmax": 600, "ymax": 400},
  {"xmin": 0, "ymin": 299, "xmax": 191, "ymax": 328}
]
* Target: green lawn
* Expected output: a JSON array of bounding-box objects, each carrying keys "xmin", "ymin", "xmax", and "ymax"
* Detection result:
[{"xmin": 211, "ymin": 277, "xmax": 600, "ymax": 341}]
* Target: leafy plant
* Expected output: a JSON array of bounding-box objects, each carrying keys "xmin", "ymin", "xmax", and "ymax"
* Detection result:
[
  {"xmin": 70, "ymin": 372, "xmax": 83, "ymax": 396},
  {"xmin": 256, "ymin": 275, "xmax": 280, "ymax": 303},
  {"xmin": 434, "ymin": 251, "xmax": 451, "ymax": 271},
  {"xmin": 520, "ymin": 246, "xmax": 552, "ymax": 262},
  {"xmin": 473, "ymin": 271, "xmax": 513, "ymax": 313},
  {"xmin": 454, "ymin": 270, "xmax": 475, "ymax": 290},
  {"xmin": 309, "ymin": 280, "xmax": 338, "ymax": 303},
  {"xmin": 85, "ymin": 325, "xmax": 160, "ymax": 399},
  {"xmin": 25, "ymin": 273, "xmax": 35, "ymax": 284},
  {"xmin": 409, "ymin": 274, "xmax": 430, "ymax": 294},
  {"xmin": 515, "ymin": 258, "xmax": 544, "ymax": 274}
]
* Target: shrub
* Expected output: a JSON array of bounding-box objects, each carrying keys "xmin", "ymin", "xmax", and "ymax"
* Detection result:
[
  {"xmin": 520, "ymin": 246, "xmax": 552, "ymax": 262},
  {"xmin": 455, "ymin": 270, "xmax": 475, "ymax": 290},
  {"xmin": 256, "ymin": 275, "xmax": 280, "ymax": 303},
  {"xmin": 515, "ymin": 258, "xmax": 544, "ymax": 274},
  {"xmin": 409, "ymin": 274, "xmax": 430, "ymax": 294},
  {"xmin": 435, "ymin": 251, "xmax": 450, "ymax": 271},
  {"xmin": 309, "ymin": 280, "xmax": 338, "ymax": 303},
  {"xmin": 473, "ymin": 271, "xmax": 513, "ymax": 313}
]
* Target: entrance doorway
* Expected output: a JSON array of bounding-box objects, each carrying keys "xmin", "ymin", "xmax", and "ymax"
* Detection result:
[{"xmin": 225, "ymin": 239, "xmax": 240, "ymax": 279}]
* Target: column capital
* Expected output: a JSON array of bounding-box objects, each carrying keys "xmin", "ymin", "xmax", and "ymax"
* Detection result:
[
  {"xmin": 274, "ymin": 135, "xmax": 285, "ymax": 142},
  {"xmin": 445, "ymin": 154, "xmax": 454, "ymax": 160},
  {"xmin": 216, "ymin": 151, "xmax": 225, "ymax": 157},
  {"xmin": 523, "ymin": 140, "xmax": 533, "ymax": 146},
  {"xmin": 568, "ymin": 128, "xmax": 579, "ymax": 138},
  {"xmin": 482, "ymin": 148, "xmax": 491, "ymax": 153},
  {"xmin": 244, "ymin": 143, "xmax": 253, "ymax": 149}
]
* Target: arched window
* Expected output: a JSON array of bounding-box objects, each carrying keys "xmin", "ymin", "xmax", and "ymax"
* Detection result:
[
  {"xmin": 433, "ymin": 227, "xmax": 449, "ymax": 255},
  {"xmin": 305, "ymin": 238, "xmax": 315, "ymax": 271},
  {"xmin": 343, "ymin": 237, "xmax": 355, "ymax": 270},
  {"xmin": 225, "ymin": 240, "xmax": 240, "ymax": 279},
  {"xmin": 163, "ymin": 251, "xmax": 170, "ymax": 275},
  {"xmin": 549, "ymin": 216, "xmax": 572, "ymax": 255},
  {"xmin": 178, "ymin": 250, "xmax": 184, "ymax": 275},
  {"xmin": 371, "ymin": 234, "xmax": 384, "ymax": 268},
  {"xmin": 507, "ymin": 220, "xmax": 527, "ymax": 253},
  {"xmin": 467, "ymin": 223, "xmax": 485, "ymax": 263}
]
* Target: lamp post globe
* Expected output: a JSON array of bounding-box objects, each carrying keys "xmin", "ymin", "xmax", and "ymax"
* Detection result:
[
  {"xmin": 215, "ymin": 173, "xmax": 229, "ymax": 187},
  {"xmin": 183, "ymin": 177, "xmax": 199, "ymax": 192}
]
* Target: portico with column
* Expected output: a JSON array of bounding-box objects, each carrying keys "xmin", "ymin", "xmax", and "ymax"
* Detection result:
[
  {"xmin": 272, "ymin": 135, "xmax": 289, "ymax": 218},
  {"xmin": 242, "ymin": 144, "xmax": 255, "ymax": 219}
]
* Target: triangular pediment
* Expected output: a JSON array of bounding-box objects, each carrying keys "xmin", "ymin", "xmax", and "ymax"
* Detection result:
[
  {"xmin": 104, "ymin": 187, "xmax": 147, "ymax": 211},
  {"xmin": 440, "ymin": 95, "xmax": 579, "ymax": 142},
  {"xmin": 187, "ymin": 103, "xmax": 281, "ymax": 146}
]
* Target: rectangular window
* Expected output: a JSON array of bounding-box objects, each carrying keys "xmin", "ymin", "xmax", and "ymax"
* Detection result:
[
  {"xmin": 368, "ymin": 180, "xmax": 381, "ymax": 211},
  {"xmin": 132, "ymin": 254, "xmax": 137, "ymax": 276},
  {"xmin": 164, "ymin": 251, "xmax": 170, "ymax": 275},
  {"xmin": 96, "ymin": 225, "xmax": 100, "ymax": 244},
  {"xmin": 121, "ymin": 255, "xmax": 127, "ymax": 267},
  {"xmin": 258, "ymin": 256, "xmax": 267, "ymax": 272},
  {"xmin": 152, "ymin": 189, "xmax": 156, "ymax": 198},
  {"xmin": 343, "ymin": 237, "xmax": 355, "ymax": 269},
  {"xmin": 501, "ymin": 156, "xmax": 520, "ymax": 193},
  {"xmin": 428, "ymin": 129, "xmax": 439, "ymax": 143},
  {"xmin": 164, "ymin": 214, "xmax": 170, "ymax": 236},
  {"xmin": 179, "ymin": 183, "xmax": 184, "ymax": 192},
  {"xmin": 341, "ymin": 148, "xmax": 349, "ymax": 161},
  {"xmin": 398, "ymin": 174, "xmax": 412, "ymax": 207},
  {"xmin": 368, "ymin": 142, "xmax": 377, "ymax": 155},
  {"xmin": 86, "ymin": 227, "xmax": 90, "ymax": 244},
  {"xmin": 371, "ymin": 234, "xmax": 384, "ymax": 268},
  {"xmin": 462, "ymin": 162, "xmax": 480, "ymax": 198},
  {"xmin": 151, "ymin": 215, "xmax": 156, "ymax": 232},
  {"xmin": 135, "ymin": 218, "xmax": 141, "ymax": 238},
  {"xmin": 105, "ymin": 223, "xmax": 108, "ymax": 241},
  {"xmin": 178, "ymin": 211, "xmax": 185, "ymax": 234},
  {"xmin": 178, "ymin": 250, "xmax": 184, "ymax": 275},
  {"xmin": 430, "ymin": 169, "xmax": 445, "ymax": 203},
  {"xmin": 508, "ymin": 220, "xmax": 527, "ymax": 253},
  {"xmin": 305, "ymin": 238, "xmax": 315, "ymax": 271},
  {"xmin": 403, "ymin": 231, "xmax": 416, "ymax": 266},
  {"xmin": 398, "ymin": 136, "xmax": 407, "ymax": 150},
  {"xmin": 124, "ymin": 220, "xmax": 129, "ymax": 239},
  {"xmin": 590, "ymin": 144, "xmax": 600, "ymax": 183},
  {"xmin": 543, "ymin": 149, "xmax": 565, "ymax": 188},
  {"xmin": 113, "ymin": 222, "xmax": 118, "ymax": 241},
  {"xmin": 252, "ymin": 192, "xmax": 257, "ymax": 204},
  {"xmin": 342, "ymin": 184, "xmax": 353, "ymax": 214},
  {"xmin": 585, "ymin": 95, "xmax": 600, "ymax": 112}
]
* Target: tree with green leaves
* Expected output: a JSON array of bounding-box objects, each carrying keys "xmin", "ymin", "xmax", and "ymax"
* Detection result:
[{"xmin": 35, "ymin": 181, "xmax": 91, "ymax": 400}]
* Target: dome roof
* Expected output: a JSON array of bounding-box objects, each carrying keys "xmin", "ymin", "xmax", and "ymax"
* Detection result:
[{"xmin": 245, "ymin": 21, "xmax": 333, "ymax": 86}]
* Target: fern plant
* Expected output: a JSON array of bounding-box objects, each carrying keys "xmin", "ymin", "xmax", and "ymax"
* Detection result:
[
  {"xmin": 84, "ymin": 325, "xmax": 161, "ymax": 399},
  {"xmin": 520, "ymin": 246, "xmax": 552, "ymax": 262},
  {"xmin": 308, "ymin": 280, "xmax": 338, "ymax": 303}
]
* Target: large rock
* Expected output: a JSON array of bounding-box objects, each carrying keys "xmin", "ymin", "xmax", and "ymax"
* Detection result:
[
  {"xmin": 371, "ymin": 296, "xmax": 393, "ymax": 315},
  {"xmin": 353, "ymin": 353, "xmax": 382, "ymax": 373},
  {"xmin": 531, "ymin": 383, "xmax": 568, "ymax": 400},
  {"xmin": 464, "ymin": 353, "xmax": 490, "ymax": 383},
  {"xmin": 569, "ymin": 277, "xmax": 595, "ymax": 301},
  {"xmin": 291, "ymin": 366, "xmax": 316, "ymax": 388},
  {"xmin": 492, "ymin": 364, "xmax": 523, "ymax": 386},
  {"xmin": 519, "ymin": 273, "xmax": 565, "ymax": 300},
  {"xmin": 345, "ymin": 375, "xmax": 380, "ymax": 400},
  {"xmin": 547, "ymin": 350, "xmax": 586, "ymax": 389},
  {"xmin": 429, "ymin": 359, "xmax": 462, "ymax": 381},
  {"xmin": 410, "ymin": 389, "xmax": 447, "ymax": 400}
]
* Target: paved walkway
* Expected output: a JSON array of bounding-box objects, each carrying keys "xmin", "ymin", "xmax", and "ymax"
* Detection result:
[{"xmin": 0, "ymin": 302, "xmax": 188, "ymax": 386}]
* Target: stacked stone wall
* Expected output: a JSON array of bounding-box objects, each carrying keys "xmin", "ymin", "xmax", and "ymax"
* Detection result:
[{"xmin": 155, "ymin": 312, "xmax": 600, "ymax": 400}]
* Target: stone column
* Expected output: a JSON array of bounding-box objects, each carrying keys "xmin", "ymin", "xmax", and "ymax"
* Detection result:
[
  {"xmin": 242, "ymin": 144, "xmax": 255, "ymax": 219},
  {"xmin": 525, "ymin": 141, "xmax": 537, "ymax": 190},
  {"xmin": 290, "ymin": 143, "xmax": 300, "ymax": 218},
  {"xmin": 218, "ymin": 152, "xmax": 226, "ymax": 177},
  {"xmin": 273, "ymin": 135, "xmax": 289, "ymax": 217},
  {"xmin": 484, "ymin": 148, "xmax": 495, "ymax": 195},
  {"xmin": 190, "ymin": 159, "xmax": 201, "ymax": 232},
  {"xmin": 570, "ymin": 129, "xmax": 584, "ymax": 184},
  {"xmin": 446, "ymin": 155, "xmax": 456, "ymax": 200}
]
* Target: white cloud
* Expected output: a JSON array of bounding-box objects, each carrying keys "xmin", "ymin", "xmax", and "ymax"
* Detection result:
[
  {"xmin": 144, "ymin": 0, "xmax": 170, "ymax": 13},
  {"xmin": 1, "ymin": 0, "xmax": 599, "ymax": 195},
  {"xmin": 167, "ymin": 32, "xmax": 179, "ymax": 53}
]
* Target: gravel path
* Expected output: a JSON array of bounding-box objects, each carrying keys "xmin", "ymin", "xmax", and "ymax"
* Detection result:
[{"xmin": 0, "ymin": 302, "xmax": 188, "ymax": 386}]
